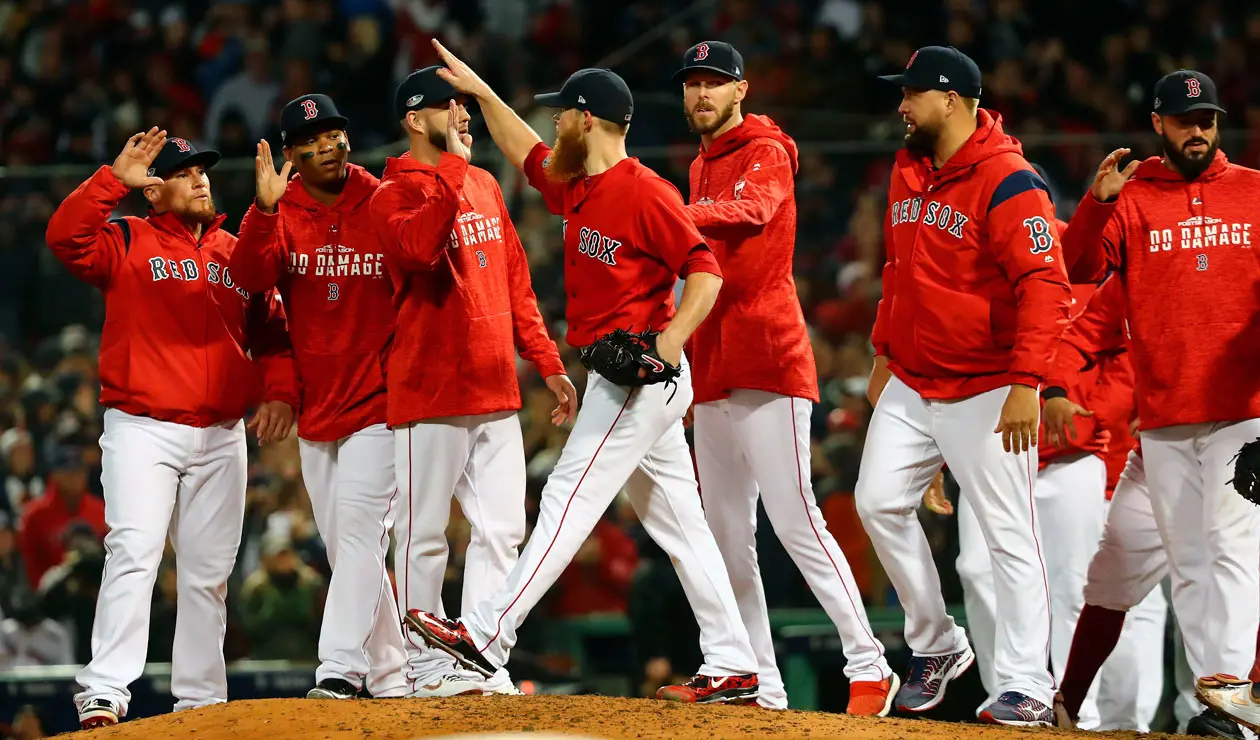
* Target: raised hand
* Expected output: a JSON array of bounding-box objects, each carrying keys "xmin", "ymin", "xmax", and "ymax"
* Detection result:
[
  {"xmin": 446, "ymin": 100, "xmax": 473, "ymax": 162},
  {"xmin": 431, "ymin": 38, "xmax": 494, "ymax": 99},
  {"xmin": 1090, "ymin": 148, "xmax": 1140, "ymax": 203},
  {"xmin": 111, "ymin": 127, "xmax": 168, "ymax": 188},
  {"xmin": 255, "ymin": 139, "xmax": 293, "ymax": 212}
]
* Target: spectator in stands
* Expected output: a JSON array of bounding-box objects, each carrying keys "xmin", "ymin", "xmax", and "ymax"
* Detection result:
[
  {"xmin": 551, "ymin": 512, "xmax": 639, "ymax": 618},
  {"xmin": 38, "ymin": 521, "xmax": 105, "ymax": 664},
  {"xmin": 0, "ymin": 588, "xmax": 73, "ymax": 669},
  {"xmin": 239, "ymin": 534, "xmax": 324, "ymax": 661},
  {"xmin": 0, "ymin": 512, "xmax": 27, "ymax": 618},
  {"xmin": 16, "ymin": 441, "xmax": 105, "ymax": 589},
  {"xmin": 0, "ymin": 430, "xmax": 41, "ymax": 523}
]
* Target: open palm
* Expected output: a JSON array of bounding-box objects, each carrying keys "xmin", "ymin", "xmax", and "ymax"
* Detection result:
[
  {"xmin": 255, "ymin": 139, "xmax": 293, "ymax": 211},
  {"xmin": 111, "ymin": 127, "xmax": 167, "ymax": 188},
  {"xmin": 1091, "ymin": 148, "xmax": 1139, "ymax": 202}
]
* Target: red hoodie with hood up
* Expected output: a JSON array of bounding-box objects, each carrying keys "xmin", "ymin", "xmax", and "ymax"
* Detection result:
[
  {"xmin": 873, "ymin": 109, "xmax": 1071, "ymax": 400},
  {"xmin": 685, "ymin": 114, "xmax": 818, "ymax": 404},
  {"xmin": 231, "ymin": 164, "xmax": 394, "ymax": 442},
  {"xmin": 1060, "ymin": 150, "xmax": 1260, "ymax": 429}
]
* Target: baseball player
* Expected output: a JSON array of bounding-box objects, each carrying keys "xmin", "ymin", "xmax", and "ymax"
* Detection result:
[
  {"xmin": 1058, "ymin": 70, "xmax": 1260, "ymax": 717},
  {"xmin": 961, "ymin": 273, "xmax": 1169, "ymax": 731},
  {"xmin": 229, "ymin": 94, "xmax": 408, "ymax": 701},
  {"xmin": 45, "ymin": 128, "xmax": 299, "ymax": 728},
  {"xmin": 673, "ymin": 40, "xmax": 895, "ymax": 714},
  {"xmin": 859, "ymin": 46, "xmax": 1070, "ymax": 725},
  {"xmin": 403, "ymin": 40, "xmax": 760, "ymax": 705},
  {"xmin": 369, "ymin": 66, "xmax": 571, "ymax": 697}
]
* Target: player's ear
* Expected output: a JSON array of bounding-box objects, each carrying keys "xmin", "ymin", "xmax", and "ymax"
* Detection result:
[
  {"xmin": 142, "ymin": 183, "xmax": 161, "ymax": 208},
  {"xmin": 735, "ymin": 80, "xmax": 749, "ymax": 104},
  {"xmin": 1150, "ymin": 112, "xmax": 1163, "ymax": 136},
  {"xmin": 584, "ymin": 110, "xmax": 594, "ymax": 133}
]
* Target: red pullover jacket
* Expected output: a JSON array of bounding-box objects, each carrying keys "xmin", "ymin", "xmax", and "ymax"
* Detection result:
[
  {"xmin": 231, "ymin": 164, "xmax": 394, "ymax": 442},
  {"xmin": 685, "ymin": 114, "xmax": 819, "ymax": 405},
  {"xmin": 370, "ymin": 153, "xmax": 563, "ymax": 426},
  {"xmin": 1061, "ymin": 151, "xmax": 1260, "ymax": 429},
  {"xmin": 872, "ymin": 110, "xmax": 1071, "ymax": 399},
  {"xmin": 46, "ymin": 166, "xmax": 298, "ymax": 426}
]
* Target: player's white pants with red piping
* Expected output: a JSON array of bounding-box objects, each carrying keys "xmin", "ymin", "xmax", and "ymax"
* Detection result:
[
  {"xmin": 695, "ymin": 390, "xmax": 892, "ymax": 709},
  {"xmin": 394, "ymin": 410, "xmax": 525, "ymax": 692},
  {"xmin": 461, "ymin": 359, "xmax": 758, "ymax": 676},
  {"xmin": 74, "ymin": 409, "xmax": 247, "ymax": 716},
  {"xmin": 1138, "ymin": 420, "xmax": 1260, "ymax": 682},
  {"xmin": 300, "ymin": 423, "xmax": 407, "ymax": 697},
  {"xmin": 958, "ymin": 453, "xmax": 1112, "ymax": 721},
  {"xmin": 1072, "ymin": 450, "xmax": 1174, "ymax": 731},
  {"xmin": 855, "ymin": 376, "xmax": 1056, "ymax": 707}
]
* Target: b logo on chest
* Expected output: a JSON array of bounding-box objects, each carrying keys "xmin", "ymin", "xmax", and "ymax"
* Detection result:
[
  {"xmin": 891, "ymin": 196, "xmax": 969, "ymax": 239},
  {"xmin": 578, "ymin": 226, "xmax": 621, "ymax": 266}
]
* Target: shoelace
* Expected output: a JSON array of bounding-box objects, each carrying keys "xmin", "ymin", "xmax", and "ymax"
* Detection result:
[{"xmin": 907, "ymin": 655, "xmax": 936, "ymax": 686}]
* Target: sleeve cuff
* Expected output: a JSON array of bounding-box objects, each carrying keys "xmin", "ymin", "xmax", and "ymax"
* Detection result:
[
  {"xmin": 1010, "ymin": 372, "xmax": 1042, "ymax": 389},
  {"xmin": 679, "ymin": 246, "xmax": 721, "ymax": 279},
  {"xmin": 538, "ymin": 355, "xmax": 567, "ymax": 379},
  {"xmin": 1041, "ymin": 386, "xmax": 1068, "ymax": 400}
]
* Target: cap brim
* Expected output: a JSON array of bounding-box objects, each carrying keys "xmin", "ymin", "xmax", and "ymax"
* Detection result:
[
  {"xmin": 1167, "ymin": 102, "xmax": 1227, "ymax": 115},
  {"xmin": 533, "ymin": 91, "xmax": 569, "ymax": 109},
  {"xmin": 159, "ymin": 150, "xmax": 221, "ymax": 177},
  {"xmin": 672, "ymin": 65, "xmax": 741, "ymax": 82},
  {"xmin": 878, "ymin": 73, "xmax": 910, "ymax": 85},
  {"xmin": 284, "ymin": 116, "xmax": 350, "ymax": 141}
]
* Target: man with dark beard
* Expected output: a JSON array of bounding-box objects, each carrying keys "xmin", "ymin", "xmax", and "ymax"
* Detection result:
[
  {"xmin": 45, "ymin": 129, "xmax": 298, "ymax": 728},
  {"xmin": 230, "ymin": 94, "xmax": 409, "ymax": 702},
  {"xmin": 403, "ymin": 40, "xmax": 762, "ymax": 706},
  {"xmin": 1060, "ymin": 70, "xmax": 1260, "ymax": 739},
  {"xmin": 369, "ymin": 66, "xmax": 571, "ymax": 698},
  {"xmin": 859, "ymin": 45, "xmax": 1070, "ymax": 725},
  {"xmin": 673, "ymin": 40, "xmax": 896, "ymax": 715}
]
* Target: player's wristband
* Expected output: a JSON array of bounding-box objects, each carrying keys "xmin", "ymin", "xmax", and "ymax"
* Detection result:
[{"xmin": 1041, "ymin": 386, "xmax": 1068, "ymax": 401}]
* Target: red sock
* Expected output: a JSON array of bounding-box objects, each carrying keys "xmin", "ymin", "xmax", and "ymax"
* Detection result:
[
  {"xmin": 1248, "ymin": 622, "xmax": 1260, "ymax": 683},
  {"xmin": 1060, "ymin": 604, "xmax": 1127, "ymax": 718}
]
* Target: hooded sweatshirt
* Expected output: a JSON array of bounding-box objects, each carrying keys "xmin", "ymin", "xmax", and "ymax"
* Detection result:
[
  {"xmin": 685, "ymin": 114, "xmax": 818, "ymax": 404},
  {"xmin": 873, "ymin": 109, "xmax": 1072, "ymax": 399},
  {"xmin": 370, "ymin": 152, "xmax": 563, "ymax": 425},
  {"xmin": 1060, "ymin": 150, "xmax": 1260, "ymax": 429},
  {"xmin": 231, "ymin": 164, "xmax": 394, "ymax": 442}
]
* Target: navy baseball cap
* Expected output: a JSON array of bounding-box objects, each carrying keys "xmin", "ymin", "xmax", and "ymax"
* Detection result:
[
  {"xmin": 280, "ymin": 94, "xmax": 349, "ymax": 145},
  {"xmin": 1153, "ymin": 70, "xmax": 1226, "ymax": 116},
  {"xmin": 879, "ymin": 45, "xmax": 983, "ymax": 99},
  {"xmin": 147, "ymin": 137, "xmax": 220, "ymax": 179},
  {"xmin": 395, "ymin": 66, "xmax": 461, "ymax": 119},
  {"xmin": 673, "ymin": 41, "xmax": 744, "ymax": 82},
  {"xmin": 535, "ymin": 69, "xmax": 634, "ymax": 124}
]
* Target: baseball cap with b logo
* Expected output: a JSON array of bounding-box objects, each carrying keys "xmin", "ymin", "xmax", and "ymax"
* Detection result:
[
  {"xmin": 878, "ymin": 45, "xmax": 983, "ymax": 99},
  {"xmin": 534, "ymin": 68, "xmax": 634, "ymax": 124},
  {"xmin": 147, "ymin": 137, "xmax": 221, "ymax": 179},
  {"xmin": 280, "ymin": 93, "xmax": 350, "ymax": 145},
  {"xmin": 1152, "ymin": 70, "xmax": 1226, "ymax": 116},
  {"xmin": 672, "ymin": 41, "xmax": 744, "ymax": 82}
]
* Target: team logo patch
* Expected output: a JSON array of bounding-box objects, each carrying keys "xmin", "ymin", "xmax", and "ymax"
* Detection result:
[
  {"xmin": 172, "ymin": 138, "xmax": 191, "ymax": 153},
  {"xmin": 694, "ymin": 43, "xmax": 710, "ymax": 61},
  {"xmin": 301, "ymin": 99, "xmax": 319, "ymax": 120},
  {"xmin": 733, "ymin": 179, "xmax": 746, "ymax": 200},
  {"xmin": 1023, "ymin": 216, "xmax": 1055, "ymax": 255},
  {"xmin": 406, "ymin": 94, "xmax": 424, "ymax": 107}
]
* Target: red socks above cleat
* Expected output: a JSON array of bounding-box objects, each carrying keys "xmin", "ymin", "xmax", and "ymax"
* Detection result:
[{"xmin": 1059, "ymin": 604, "xmax": 1127, "ymax": 719}]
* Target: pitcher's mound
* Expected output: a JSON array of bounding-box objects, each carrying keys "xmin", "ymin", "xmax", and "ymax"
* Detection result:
[{"xmin": 58, "ymin": 695, "xmax": 1162, "ymax": 738}]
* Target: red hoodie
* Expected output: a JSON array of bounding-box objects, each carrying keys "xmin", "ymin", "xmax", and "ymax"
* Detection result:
[
  {"xmin": 872, "ymin": 110, "xmax": 1071, "ymax": 399},
  {"xmin": 1061, "ymin": 151, "xmax": 1260, "ymax": 429},
  {"xmin": 45, "ymin": 167, "xmax": 299, "ymax": 427},
  {"xmin": 231, "ymin": 164, "xmax": 394, "ymax": 442},
  {"xmin": 370, "ymin": 153, "xmax": 564, "ymax": 425},
  {"xmin": 1041, "ymin": 273, "xmax": 1136, "ymax": 495},
  {"xmin": 684, "ymin": 115, "xmax": 818, "ymax": 404}
]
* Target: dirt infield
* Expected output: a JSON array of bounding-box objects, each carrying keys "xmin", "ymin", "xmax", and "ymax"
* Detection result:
[{"xmin": 58, "ymin": 695, "xmax": 1172, "ymax": 739}]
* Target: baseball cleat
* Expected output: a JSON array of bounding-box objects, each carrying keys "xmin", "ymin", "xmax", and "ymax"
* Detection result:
[
  {"xmin": 978, "ymin": 691, "xmax": 1053, "ymax": 727},
  {"xmin": 407, "ymin": 674, "xmax": 488, "ymax": 698},
  {"xmin": 307, "ymin": 677, "xmax": 359, "ymax": 699},
  {"xmin": 656, "ymin": 673, "xmax": 759, "ymax": 704},
  {"xmin": 78, "ymin": 697, "xmax": 121, "ymax": 729},
  {"xmin": 403, "ymin": 609, "xmax": 498, "ymax": 678},
  {"xmin": 1052, "ymin": 690, "xmax": 1077, "ymax": 729},
  {"xmin": 1187, "ymin": 707, "xmax": 1245, "ymax": 738},
  {"xmin": 1197, "ymin": 675, "xmax": 1260, "ymax": 734},
  {"xmin": 847, "ymin": 672, "xmax": 900, "ymax": 717},
  {"xmin": 894, "ymin": 644, "xmax": 974, "ymax": 713}
]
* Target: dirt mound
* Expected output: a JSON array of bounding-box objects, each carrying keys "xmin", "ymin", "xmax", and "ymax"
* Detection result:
[{"xmin": 59, "ymin": 695, "xmax": 1166, "ymax": 739}]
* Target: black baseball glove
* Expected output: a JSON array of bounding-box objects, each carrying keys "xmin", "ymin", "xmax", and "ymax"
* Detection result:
[
  {"xmin": 580, "ymin": 329, "xmax": 681, "ymax": 390},
  {"xmin": 1229, "ymin": 437, "xmax": 1260, "ymax": 505}
]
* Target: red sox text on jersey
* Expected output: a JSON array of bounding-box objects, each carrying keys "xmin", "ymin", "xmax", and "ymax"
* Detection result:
[
  {"xmin": 889, "ymin": 195, "xmax": 970, "ymax": 238},
  {"xmin": 149, "ymin": 256, "xmax": 250, "ymax": 299}
]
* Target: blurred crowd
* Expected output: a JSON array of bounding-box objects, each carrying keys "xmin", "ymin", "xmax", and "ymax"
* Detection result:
[{"xmin": 3, "ymin": 0, "xmax": 1260, "ymax": 732}]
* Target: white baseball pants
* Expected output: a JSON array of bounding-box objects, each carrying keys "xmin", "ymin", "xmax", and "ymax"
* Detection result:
[
  {"xmin": 394, "ymin": 410, "xmax": 525, "ymax": 691},
  {"xmin": 856, "ymin": 376, "xmax": 1055, "ymax": 706},
  {"xmin": 299, "ymin": 423, "xmax": 407, "ymax": 697},
  {"xmin": 695, "ymin": 390, "xmax": 891, "ymax": 709},
  {"xmin": 461, "ymin": 360, "xmax": 757, "ymax": 676},
  {"xmin": 1142, "ymin": 420, "xmax": 1260, "ymax": 681},
  {"xmin": 75, "ymin": 409, "xmax": 247, "ymax": 716}
]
